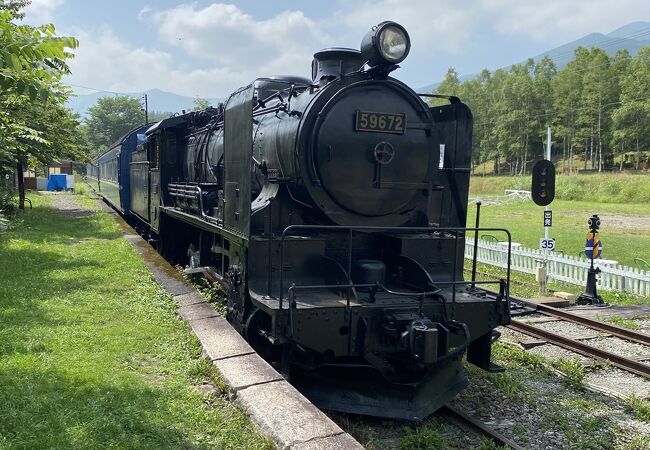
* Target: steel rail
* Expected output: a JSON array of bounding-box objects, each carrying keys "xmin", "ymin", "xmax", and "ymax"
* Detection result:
[
  {"xmin": 482, "ymin": 288, "xmax": 650, "ymax": 347},
  {"xmin": 515, "ymin": 298, "xmax": 650, "ymax": 346},
  {"xmin": 438, "ymin": 405, "xmax": 526, "ymax": 450},
  {"xmin": 507, "ymin": 320, "xmax": 650, "ymax": 378}
]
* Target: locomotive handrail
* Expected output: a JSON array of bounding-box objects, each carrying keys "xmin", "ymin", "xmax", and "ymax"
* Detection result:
[
  {"xmin": 278, "ymin": 224, "xmax": 512, "ymax": 311},
  {"xmin": 285, "ymin": 279, "xmax": 502, "ymax": 296},
  {"xmin": 417, "ymin": 93, "xmax": 461, "ymax": 104}
]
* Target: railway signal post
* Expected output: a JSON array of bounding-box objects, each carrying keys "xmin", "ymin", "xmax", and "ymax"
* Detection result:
[
  {"xmin": 577, "ymin": 214, "xmax": 607, "ymax": 305},
  {"xmin": 531, "ymin": 128, "xmax": 556, "ymax": 295}
]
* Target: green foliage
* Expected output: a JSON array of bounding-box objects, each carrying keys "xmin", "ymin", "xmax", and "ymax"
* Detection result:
[
  {"xmin": 564, "ymin": 414, "xmax": 616, "ymax": 449},
  {"xmin": 436, "ymin": 45, "xmax": 650, "ymax": 173},
  {"xmin": 148, "ymin": 110, "xmax": 173, "ymax": 122},
  {"xmin": 599, "ymin": 314, "xmax": 642, "ymax": 330},
  {"xmin": 0, "ymin": 2, "xmax": 85, "ymax": 173},
  {"xmin": 471, "ymin": 173, "xmax": 650, "ymax": 204},
  {"xmin": 397, "ymin": 424, "xmax": 444, "ymax": 450},
  {"xmin": 189, "ymin": 276, "xmax": 227, "ymax": 315},
  {"xmin": 626, "ymin": 396, "xmax": 650, "ymax": 422},
  {"xmin": 192, "ymin": 97, "xmax": 211, "ymax": 111},
  {"xmin": 0, "ymin": 183, "xmax": 17, "ymax": 216},
  {"xmin": 553, "ymin": 359, "xmax": 586, "ymax": 389},
  {"xmin": 85, "ymin": 96, "xmax": 146, "ymax": 155},
  {"xmin": 0, "ymin": 192, "xmax": 269, "ymax": 448}
]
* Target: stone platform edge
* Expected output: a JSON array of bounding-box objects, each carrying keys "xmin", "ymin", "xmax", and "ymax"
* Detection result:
[{"xmin": 98, "ymin": 199, "xmax": 364, "ymax": 450}]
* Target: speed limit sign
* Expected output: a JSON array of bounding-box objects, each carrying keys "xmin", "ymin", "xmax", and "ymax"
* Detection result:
[{"xmin": 540, "ymin": 238, "xmax": 555, "ymax": 251}]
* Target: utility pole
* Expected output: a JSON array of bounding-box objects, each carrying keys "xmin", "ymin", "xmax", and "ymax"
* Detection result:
[
  {"xmin": 141, "ymin": 94, "xmax": 148, "ymax": 124},
  {"xmin": 544, "ymin": 127, "xmax": 551, "ymax": 262}
]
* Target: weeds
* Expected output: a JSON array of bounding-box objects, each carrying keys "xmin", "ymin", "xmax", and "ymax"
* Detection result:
[
  {"xmin": 553, "ymin": 359, "xmax": 586, "ymax": 389},
  {"xmin": 598, "ymin": 314, "xmax": 642, "ymax": 330},
  {"xmin": 626, "ymin": 396, "xmax": 650, "ymax": 422},
  {"xmin": 397, "ymin": 424, "xmax": 444, "ymax": 450},
  {"xmin": 0, "ymin": 183, "xmax": 17, "ymax": 217}
]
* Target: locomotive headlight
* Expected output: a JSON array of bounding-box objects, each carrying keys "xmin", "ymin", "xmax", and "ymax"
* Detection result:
[
  {"xmin": 361, "ymin": 21, "xmax": 411, "ymax": 68},
  {"xmin": 379, "ymin": 25, "xmax": 409, "ymax": 62}
]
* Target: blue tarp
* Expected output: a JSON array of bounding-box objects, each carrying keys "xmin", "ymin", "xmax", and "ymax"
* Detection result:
[{"xmin": 47, "ymin": 174, "xmax": 67, "ymax": 191}]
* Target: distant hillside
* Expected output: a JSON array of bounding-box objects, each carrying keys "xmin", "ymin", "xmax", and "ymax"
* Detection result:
[
  {"xmin": 530, "ymin": 21, "xmax": 650, "ymax": 67},
  {"xmin": 67, "ymin": 88, "xmax": 223, "ymax": 119},
  {"xmin": 417, "ymin": 21, "xmax": 650, "ymax": 92}
]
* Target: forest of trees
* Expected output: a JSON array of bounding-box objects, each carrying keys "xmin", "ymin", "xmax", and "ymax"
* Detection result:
[{"xmin": 433, "ymin": 46, "xmax": 650, "ymax": 175}]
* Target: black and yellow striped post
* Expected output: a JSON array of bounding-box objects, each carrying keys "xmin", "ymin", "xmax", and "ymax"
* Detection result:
[{"xmin": 577, "ymin": 214, "xmax": 607, "ymax": 306}]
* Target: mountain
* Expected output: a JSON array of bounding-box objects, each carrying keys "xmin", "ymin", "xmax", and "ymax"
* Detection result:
[
  {"xmin": 529, "ymin": 21, "xmax": 650, "ymax": 67},
  {"xmin": 67, "ymin": 88, "xmax": 223, "ymax": 118},
  {"xmin": 417, "ymin": 21, "xmax": 650, "ymax": 92}
]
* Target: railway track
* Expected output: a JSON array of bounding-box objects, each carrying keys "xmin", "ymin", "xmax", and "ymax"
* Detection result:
[
  {"xmin": 438, "ymin": 405, "xmax": 526, "ymax": 450},
  {"xmin": 507, "ymin": 296, "xmax": 650, "ymax": 379}
]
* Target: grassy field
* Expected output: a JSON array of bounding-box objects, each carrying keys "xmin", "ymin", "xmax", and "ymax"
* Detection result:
[
  {"xmin": 470, "ymin": 172, "xmax": 650, "ymax": 203},
  {"xmin": 468, "ymin": 174, "xmax": 650, "ymax": 268},
  {"xmin": 0, "ymin": 192, "xmax": 269, "ymax": 449}
]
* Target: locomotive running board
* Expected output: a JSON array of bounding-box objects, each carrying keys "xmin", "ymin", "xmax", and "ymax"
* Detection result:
[{"xmin": 160, "ymin": 206, "xmax": 247, "ymax": 244}]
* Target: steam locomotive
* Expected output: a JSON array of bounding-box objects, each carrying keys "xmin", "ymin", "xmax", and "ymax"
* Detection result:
[{"xmin": 88, "ymin": 21, "xmax": 511, "ymax": 421}]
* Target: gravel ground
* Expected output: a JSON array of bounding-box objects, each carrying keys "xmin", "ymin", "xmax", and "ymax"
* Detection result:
[
  {"xmin": 522, "ymin": 318, "xmax": 609, "ymax": 340},
  {"xmin": 457, "ymin": 343, "xmax": 650, "ymax": 449},
  {"xmin": 635, "ymin": 319, "xmax": 650, "ymax": 334},
  {"xmin": 45, "ymin": 191, "xmax": 96, "ymax": 217},
  {"xmin": 501, "ymin": 322, "xmax": 650, "ymax": 399},
  {"xmin": 587, "ymin": 367, "xmax": 650, "ymax": 399},
  {"xmin": 335, "ymin": 338, "xmax": 650, "ymax": 449},
  {"xmin": 500, "ymin": 326, "xmax": 596, "ymax": 365},
  {"xmin": 450, "ymin": 372, "xmax": 572, "ymax": 450},
  {"xmin": 587, "ymin": 336, "xmax": 650, "ymax": 359}
]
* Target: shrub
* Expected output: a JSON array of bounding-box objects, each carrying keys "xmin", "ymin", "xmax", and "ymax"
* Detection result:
[{"xmin": 0, "ymin": 185, "xmax": 17, "ymax": 217}]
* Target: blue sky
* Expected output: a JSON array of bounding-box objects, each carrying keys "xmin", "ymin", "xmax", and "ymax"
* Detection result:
[{"xmin": 23, "ymin": 0, "xmax": 650, "ymax": 97}]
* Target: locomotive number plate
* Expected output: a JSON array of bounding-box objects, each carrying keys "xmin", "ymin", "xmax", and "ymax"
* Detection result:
[{"xmin": 355, "ymin": 111, "xmax": 406, "ymax": 134}]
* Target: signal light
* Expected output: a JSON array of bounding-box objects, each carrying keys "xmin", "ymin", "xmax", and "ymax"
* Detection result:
[{"xmin": 531, "ymin": 160, "xmax": 555, "ymax": 206}]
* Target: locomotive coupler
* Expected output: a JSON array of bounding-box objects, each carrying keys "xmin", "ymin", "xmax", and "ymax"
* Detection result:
[{"xmin": 401, "ymin": 319, "xmax": 439, "ymax": 364}]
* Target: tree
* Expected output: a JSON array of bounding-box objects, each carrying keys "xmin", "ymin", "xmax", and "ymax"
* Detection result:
[
  {"xmin": 612, "ymin": 47, "xmax": 650, "ymax": 170},
  {"xmin": 149, "ymin": 111, "xmax": 173, "ymax": 122},
  {"xmin": 0, "ymin": 0, "xmax": 29, "ymax": 18},
  {"xmin": 0, "ymin": 2, "xmax": 79, "ymax": 207},
  {"xmin": 192, "ymin": 97, "xmax": 211, "ymax": 111},
  {"xmin": 85, "ymin": 96, "xmax": 146, "ymax": 155}
]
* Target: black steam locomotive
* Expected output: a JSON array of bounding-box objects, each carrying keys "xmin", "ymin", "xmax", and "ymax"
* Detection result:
[{"xmin": 89, "ymin": 21, "xmax": 511, "ymax": 420}]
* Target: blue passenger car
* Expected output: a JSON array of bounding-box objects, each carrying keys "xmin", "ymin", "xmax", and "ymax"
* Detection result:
[{"xmin": 91, "ymin": 124, "xmax": 150, "ymax": 215}]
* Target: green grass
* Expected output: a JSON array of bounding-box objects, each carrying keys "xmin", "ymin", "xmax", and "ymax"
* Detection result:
[
  {"xmin": 0, "ymin": 192, "xmax": 270, "ymax": 449},
  {"xmin": 626, "ymin": 396, "xmax": 650, "ymax": 422},
  {"xmin": 470, "ymin": 173, "xmax": 650, "ymax": 204},
  {"xmin": 553, "ymin": 359, "xmax": 586, "ymax": 389},
  {"xmin": 598, "ymin": 314, "xmax": 643, "ymax": 330},
  {"xmin": 466, "ymin": 198, "xmax": 650, "ymax": 268}
]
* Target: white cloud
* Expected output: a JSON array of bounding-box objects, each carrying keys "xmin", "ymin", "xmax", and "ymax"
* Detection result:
[
  {"xmin": 63, "ymin": 1, "xmax": 650, "ymax": 99},
  {"xmin": 331, "ymin": 0, "xmax": 476, "ymax": 55},
  {"xmin": 66, "ymin": 27, "xmax": 245, "ymax": 98},
  {"xmin": 137, "ymin": 5, "xmax": 152, "ymax": 21},
  {"xmin": 147, "ymin": 3, "xmax": 328, "ymax": 77},
  {"xmin": 23, "ymin": 0, "xmax": 64, "ymax": 24},
  {"xmin": 480, "ymin": 0, "xmax": 650, "ymax": 42}
]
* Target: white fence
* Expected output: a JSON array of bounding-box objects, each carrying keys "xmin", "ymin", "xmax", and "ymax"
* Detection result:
[{"xmin": 465, "ymin": 237, "xmax": 650, "ymax": 296}]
